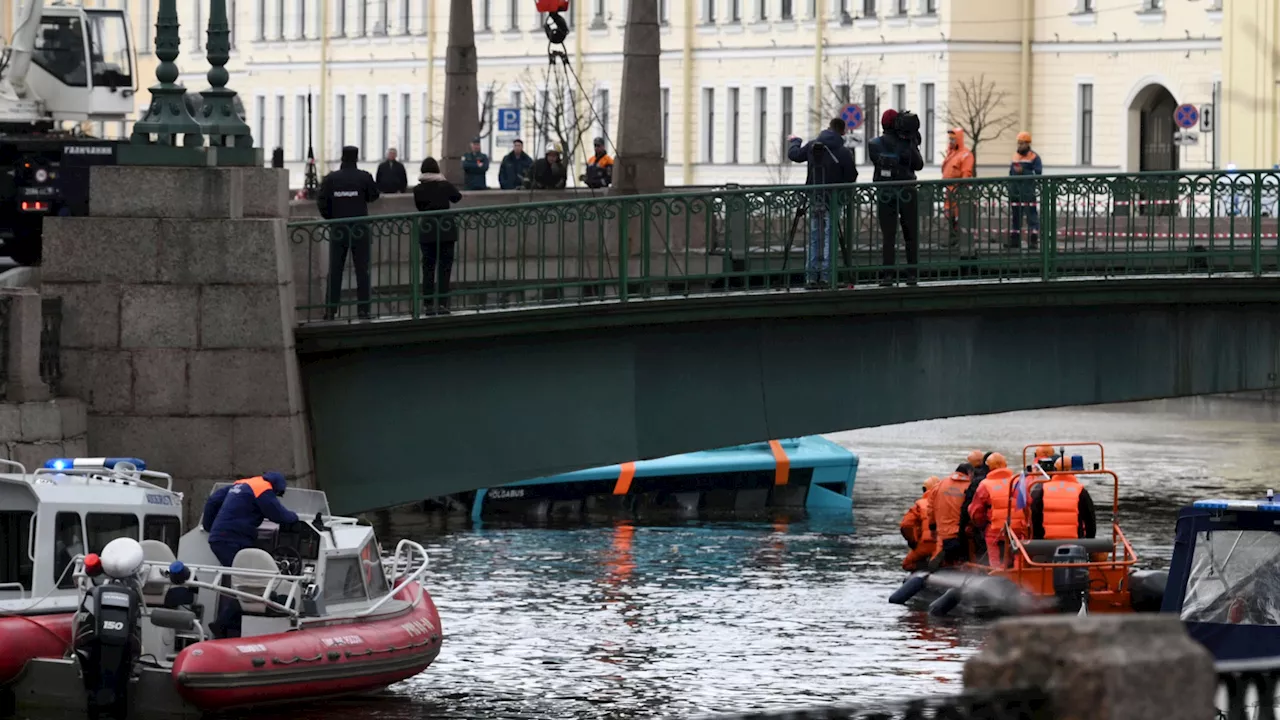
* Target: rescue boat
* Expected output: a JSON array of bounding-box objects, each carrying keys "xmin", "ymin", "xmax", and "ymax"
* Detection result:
[
  {"xmin": 3, "ymin": 478, "xmax": 440, "ymax": 718},
  {"xmin": 0, "ymin": 457, "xmax": 184, "ymax": 689},
  {"xmin": 888, "ymin": 443, "xmax": 1166, "ymax": 617}
]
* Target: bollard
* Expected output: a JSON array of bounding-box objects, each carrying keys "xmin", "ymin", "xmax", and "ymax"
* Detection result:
[{"xmin": 963, "ymin": 615, "xmax": 1215, "ymax": 720}]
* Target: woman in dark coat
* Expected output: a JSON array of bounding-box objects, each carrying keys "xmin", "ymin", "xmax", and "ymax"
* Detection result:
[{"xmin": 413, "ymin": 157, "xmax": 463, "ymax": 313}]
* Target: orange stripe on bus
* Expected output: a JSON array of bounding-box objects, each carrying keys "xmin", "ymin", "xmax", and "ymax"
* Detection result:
[
  {"xmin": 613, "ymin": 462, "xmax": 636, "ymax": 495},
  {"xmin": 769, "ymin": 440, "xmax": 790, "ymax": 486}
]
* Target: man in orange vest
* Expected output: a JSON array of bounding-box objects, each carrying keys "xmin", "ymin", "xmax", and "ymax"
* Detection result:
[
  {"xmin": 967, "ymin": 453, "xmax": 1027, "ymax": 567},
  {"xmin": 928, "ymin": 464, "xmax": 974, "ymax": 568},
  {"xmin": 941, "ymin": 128, "xmax": 975, "ymax": 247},
  {"xmin": 900, "ymin": 476, "xmax": 940, "ymax": 570},
  {"xmin": 1029, "ymin": 456, "xmax": 1098, "ymax": 540}
]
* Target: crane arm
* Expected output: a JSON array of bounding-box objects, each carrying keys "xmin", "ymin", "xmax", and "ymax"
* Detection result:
[{"xmin": 6, "ymin": 0, "xmax": 46, "ymax": 97}]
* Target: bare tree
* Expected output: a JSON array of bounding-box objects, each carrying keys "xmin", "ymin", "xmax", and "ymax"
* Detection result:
[
  {"xmin": 512, "ymin": 66, "xmax": 600, "ymax": 186},
  {"xmin": 943, "ymin": 74, "xmax": 1019, "ymax": 163}
]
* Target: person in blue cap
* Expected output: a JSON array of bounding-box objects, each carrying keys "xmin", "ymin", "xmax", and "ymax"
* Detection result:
[{"xmin": 201, "ymin": 472, "xmax": 299, "ymax": 637}]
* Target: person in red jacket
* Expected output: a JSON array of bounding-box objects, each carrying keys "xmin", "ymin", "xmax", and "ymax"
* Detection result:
[
  {"xmin": 900, "ymin": 476, "xmax": 940, "ymax": 570},
  {"xmin": 967, "ymin": 453, "xmax": 1027, "ymax": 567}
]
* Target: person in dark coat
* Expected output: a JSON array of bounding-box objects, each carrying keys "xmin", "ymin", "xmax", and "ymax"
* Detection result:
[
  {"xmin": 525, "ymin": 146, "xmax": 568, "ymax": 189},
  {"xmin": 868, "ymin": 109, "xmax": 925, "ymax": 286},
  {"xmin": 498, "ymin": 139, "xmax": 534, "ymax": 190},
  {"xmin": 375, "ymin": 147, "xmax": 408, "ymax": 194},
  {"xmin": 317, "ymin": 145, "xmax": 380, "ymax": 319},
  {"xmin": 462, "ymin": 137, "xmax": 490, "ymax": 190},
  {"xmin": 414, "ymin": 158, "xmax": 463, "ymax": 314},
  {"xmin": 788, "ymin": 118, "xmax": 857, "ymax": 287}
]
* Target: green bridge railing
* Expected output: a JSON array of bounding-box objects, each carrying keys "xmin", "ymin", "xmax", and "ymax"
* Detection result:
[{"xmin": 287, "ymin": 169, "xmax": 1280, "ymax": 324}]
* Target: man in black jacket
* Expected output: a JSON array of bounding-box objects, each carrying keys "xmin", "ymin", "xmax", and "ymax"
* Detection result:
[
  {"xmin": 787, "ymin": 118, "xmax": 857, "ymax": 288},
  {"xmin": 318, "ymin": 146, "xmax": 381, "ymax": 320},
  {"xmin": 868, "ymin": 109, "xmax": 925, "ymax": 286},
  {"xmin": 413, "ymin": 158, "xmax": 463, "ymax": 314},
  {"xmin": 374, "ymin": 148, "xmax": 408, "ymax": 194}
]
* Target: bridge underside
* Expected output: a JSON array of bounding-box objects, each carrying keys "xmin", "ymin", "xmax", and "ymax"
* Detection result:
[{"xmin": 297, "ymin": 278, "xmax": 1280, "ymax": 513}]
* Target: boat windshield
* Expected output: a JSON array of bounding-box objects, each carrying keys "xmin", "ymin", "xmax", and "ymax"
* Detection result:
[{"xmin": 1181, "ymin": 529, "xmax": 1280, "ymax": 626}]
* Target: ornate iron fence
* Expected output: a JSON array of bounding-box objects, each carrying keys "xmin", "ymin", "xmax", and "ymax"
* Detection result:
[
  {"xmin": 288, "ymin": 169, "xmax": 1280, "ymax": 324},
  {"xmin": 688, "ymin": 689, "xmax": 1050, "ymax": 720},
  {"xmin": 39, "ymin": 297, "xmax": 62, "ymax": 395},
  {"xmin": 1216, "ymin": 656, "xmax": 1280, "ymax": 720}
]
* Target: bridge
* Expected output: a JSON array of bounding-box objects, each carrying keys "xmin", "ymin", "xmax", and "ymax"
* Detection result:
[{"xmin": 286, "ymin": 169, "xmax": 1280, "ymax": 513}]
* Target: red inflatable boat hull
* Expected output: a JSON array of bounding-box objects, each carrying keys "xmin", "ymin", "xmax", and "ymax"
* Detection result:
[
  {"xmin": 0, "ymin": 613, "xmax": 74, "ymax": 685},
  {"xmin": 173, "ymin": 581, "xmax": 441, "ymax": 710}
]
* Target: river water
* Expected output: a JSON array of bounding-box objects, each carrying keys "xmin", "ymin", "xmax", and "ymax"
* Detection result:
[{"xmin": 38, "ymin": 398, "xmax": 1279, "ymax": 720}]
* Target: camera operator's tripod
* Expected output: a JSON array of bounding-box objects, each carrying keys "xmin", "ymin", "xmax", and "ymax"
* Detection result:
[{"xmin": 783, "ymin": 197, "xmax": 853, "ymax": 284}]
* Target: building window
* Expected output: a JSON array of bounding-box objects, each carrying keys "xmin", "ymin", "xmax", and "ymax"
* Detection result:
[
  {"xmin": 922, "ymin": 83, "xmax": 934, "ymax": 163},
  {"xmin": 296, "ymin": 0, "xmax": 305, "ymax": 37},
  {"xmin": 229, "ymin": 0, "xmax": 237, "ymax": 46},
  {"xmin": 509, "ymin": 0, "xmax": 520, "ymax": 28},
  {"xmin": 1143, "ymin": 0, "xmax": 1162, "ymax": 10},
  {"xmin": 357, "ymin": 94, "xmax": 368, "ymax": 160},
  {"xmin": 594, "ymin": 0, "xmax": 606, "ymax": 24},
  {"xmin": 481, "ymin": 0, "xmax": 492, "ymax": 30},
  {"xmin": 892, "ymin": 83, "xmax": 905, "ymax": 111},
  {"xmin": 403, "ymin": 0, "xmax": 413, "ymax": 31},
  {"xmin": 254, "ymin": 95, "xmax": 265, "ymax": 151},
  {"xmin": 378, "ymin": 0, "xmax": 389, "ymax": 33},
  {"xmin": 273, "ymin": 0, "xmax": 283, "ymax": 38},
  {"xmin": 255, "ymin": 0, "xmax": 265, "ymax": 39},
  {"xmin": 660, "ymin": 0, "xmax": 669, "ymax": 22},
  {"xmin": 728, "ymin": 87, "xmax": 740, "ymax": 164},
  {"xmin": 336, "ymin": 94, "xmax": 346, "ymax": 155},
  {"xmin": 755, "ymin": 87, "xmax": 768, "ymax": 163},
  {"xmin": 483, "ymin": 89, "xmax": 494, "ymax": 157},
  {"xmin": 730, "ymin": 0, "xmax": 740, "ymax": 21},
  {"xmin": 661, "ymin": 88, "xmax": 670, "ymax": 159},
  {"xmin": 757, "ymin": 0, "xmax": 767, "ymax": 20},
  {"xmin": 295, "ymin": 94, "xmax": 306, "ymax": 160},
  {"xmin": 359, "ymin": 0, "xmax": 368, "ymax": 35},
  {"xmin": 703, "ymin": 88, "xmax": 715, "ymax": 163},
  {"xmin": 923, "ymin": 0, "xmax": 936, "ymax": 13},
  {"xmin": 275, "ymin": 95, "xmax": 285, "ymax": 154},
  {"xmin": 421, "ymin": 92, "xmax": 429, "ymax": 155},
  {"xmin": 400, "ymin": 93, "xmax": 411, "ymax": 160},
  {"xmin": 862, "ymin": 83, "xmax": 877, "ymax": 163},
  {"xmin": 336, "ymin": 0, "xmax": 346, "ymax": 35},
  {"xmin": 861, "ymin": 0, "xmax": 874, "ymax": 16},
  {"xmin": 378, "ymin": 93, "xmax": 389, "ymax": 158},
  {"xmin": 780, "ymin": 87, "xmax": 793, "ymax": 153},
  {"xmin": 194, "ymin": 0, "xmax": 204, "ymax": 49},
  {"xmin": 780, "ymin": 0, "xmax": 792, "ymax": 20},
  {"xmin": 1079, "ymin": 83, "xmax": 1093, "ymax": 166},
  {"xmin": 597, "ymin": 88, "xmax": 610, "ymax": 143},
  {"xmin": 140, "ymin": 0, "xmax": 153, "ymax": 52},
  {"xmin": 895, "ymin": 0, "xmax": 907, "ymax": 14},
  {"xmin": 703, "ymin": 0, "xmax": 714, "ymax": 23}
]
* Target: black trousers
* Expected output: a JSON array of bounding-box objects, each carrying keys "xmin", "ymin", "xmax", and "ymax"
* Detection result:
[
  {"xmin": 326, "ymin": 223, "xmax": 371, "ymax": 319},
  {"xmin": 421, "ymin": 240, "xmax": 456, "ymax": 309},
  {"xmin": 878, "ymin": 188, "xmax": 920, "ymax": 280}
]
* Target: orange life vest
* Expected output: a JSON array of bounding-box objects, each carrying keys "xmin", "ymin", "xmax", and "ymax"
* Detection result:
[
  {"xmin": 235, "ymin": 476, "xmax": 274, "ymax": 497},
  {"xmin": 914, "ymin": 496, "xmax": 934, "ymax": 544},
  {"xmin": 1041, "ymin": 476, "xmax": 1083, "ymax": 540},
  {"xmin": 978, "ymin": 468, "xmax": 1026, "ymax": 535},
  {"xmin": 930, "ymin": 474, "xmax": 970, "ymax": 540}
]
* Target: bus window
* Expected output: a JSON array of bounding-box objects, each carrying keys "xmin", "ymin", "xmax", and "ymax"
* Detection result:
[
  {"xmin": 0, "ymin": 511, "xmax": 34, "ymax": 592},
  {"xmin": 53, "ymin": 511, "xmax": 83, "ymax": 588},
  {"xmin": 86, "ymin": 513, "xmax": 139, "ymax": 554},
  {"xmin": 144, "ymin": 515, "xmax": 182, "ymax": 554}
]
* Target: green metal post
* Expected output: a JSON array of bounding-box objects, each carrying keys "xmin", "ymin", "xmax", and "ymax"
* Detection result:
[
  {"xmin": 1040, "ymin": 178, "xmax": 1055, "ymax": 281},
  {"xmin": 122, "ymin": 0, "xmax": 205, "ymax": 165},
  {"xmin": 619, "ymin": 200, "xmax": 630, "ymax": 302},
  {"xmin": 1252, "ymin": 172, "xmax": 1263, "ymax": 277},
  {"xmin": 198, "ymin": 0, "xmax": 259, "ymax": 165}
]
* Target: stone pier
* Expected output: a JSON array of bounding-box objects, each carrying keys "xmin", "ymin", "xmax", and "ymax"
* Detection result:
[{"xmin": 40, "ymin": 165, "xmax": 312, "ymax": 522}]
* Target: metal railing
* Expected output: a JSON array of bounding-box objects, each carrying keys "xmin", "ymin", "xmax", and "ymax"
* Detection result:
[
  {"xmin": 1216, "ymin": 656, "xmax": 1280, "ymax": 720},
  {"xmin": 689, "ymin": 689, "xmax": 1051, "ymax": 719},
  {"xmin": 288, "ymin": 169, "xmax": 1280, "ymax": 324}
]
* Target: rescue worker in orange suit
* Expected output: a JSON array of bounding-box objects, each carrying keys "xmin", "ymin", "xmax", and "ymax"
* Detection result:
[
  {"xmin": 959, "ymin": 449, "xmax": 989, "ymax": 560},
  {"xmin": 1029, "ymin": 457, "xmax": 1098, "ymax": 541},
  {"xmin": 928, "ymin": 464, "xmax": 975, "ymax": 568},
  {"xmin": 900, "ymin": 476, "xmax": 940, "ymax": 570},
  {"xmin": 941, "ymin": 128, "xmax": 975, "ymax": 247},
  {"xmin": 967, "ymin": 453, "xmax": 1027, "ymax": 567}
]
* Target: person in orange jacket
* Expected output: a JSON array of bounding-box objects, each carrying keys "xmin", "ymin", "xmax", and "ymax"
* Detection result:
[
  {"xmin": 941, "ymin": 128, "xmax": 975, "ymax": 247},
  {"xmin": 928, "ymin": 464, "xmax": 975, "ymax": 567},
  {"xmin": 1030, "ymin": 456, "xmax": 1098, "ymax": 541},
  {"xmin": 900, "ymin": 476, "xmax": 941, "ymax": 570},
  {"xmin": 967, "ymin": 453, "xmax": 1027, "ymax": 567}
]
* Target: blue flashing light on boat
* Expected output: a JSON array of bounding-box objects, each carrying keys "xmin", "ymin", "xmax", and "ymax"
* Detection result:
[
  {"xmin": 1070, "ymin": 454, "xmax": 1084, "ymax": 471},
  {"xmin": 43, "ymin": 457, "xmax": 148, "ymax": 471},
  {"xmin": 1192, "ymin": 499, "xmax": 1280, "ymax": 511}
]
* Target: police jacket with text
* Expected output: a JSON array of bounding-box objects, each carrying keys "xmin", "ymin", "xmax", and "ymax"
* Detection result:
[
  {"xmin": 202, "ymin": 475, "xmax": 299, "ymax": 550},
  {"xmin": 868, "ymin": 132, "xmax": 925, "ymax": 184},
  {"xmin": 317, "ymin": 162, "xmax": 380, "ymax": 220}
]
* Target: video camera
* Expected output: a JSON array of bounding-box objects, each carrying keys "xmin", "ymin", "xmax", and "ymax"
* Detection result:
[{"xmin": 891, "ymin": 110, "xmax": 922, "ymax": 146}]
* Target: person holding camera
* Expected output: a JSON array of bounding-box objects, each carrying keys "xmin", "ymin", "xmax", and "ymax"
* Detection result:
[
  {"xmin": 787, "ymin": 118, "xmax": 857, "ymax": 288},
  {"xmin": 868, "ymin": 109, "xmax": 925, "ymax": 286}
]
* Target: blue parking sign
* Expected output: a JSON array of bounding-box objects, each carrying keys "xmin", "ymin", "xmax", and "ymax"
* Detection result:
[{"xmin": 498, "ymin": 108, "xmax": 521, "ymax": 133}]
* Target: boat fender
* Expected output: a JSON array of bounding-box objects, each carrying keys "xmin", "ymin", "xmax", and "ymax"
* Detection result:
[
  {"xmin": 889, "ymin": 574, "xmax": 928, "ymax": 605},
  {"xmin": 272, "ymin": 654, "xmax": 323, "ymax": 665},
  {"xmin": 928, "ymin": 587, "xmax": 963, "ymax": 617},
  {"xmin": 1125, "ymin": 570, "xmax": 1168, "ymax": 613}
]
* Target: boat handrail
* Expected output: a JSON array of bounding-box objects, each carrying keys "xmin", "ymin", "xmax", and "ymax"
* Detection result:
[
  {"xmin": 26, "ymin": 513, "xmax": 35, "ymax": 562},
  {"xmin": 0, "ymin": 581, "xmax": 26, "ymax": 595},
  {"xmin": 0, "ymin": 459, "xmax": 27, "ymax": 476},
  {"xmin": 72, "ymin": 558, "xmax": 313, "ymax": 618},
  {"xmin": 321, "ymin": 514, "xmax": 361, "ymax": 526},
  {"xmin": 31, "ymin": 466, "xmax": 176, "ymax": 492},
  {"xmin": 359, "ymin": 539, "xmax": 430, "ymax": 618}
]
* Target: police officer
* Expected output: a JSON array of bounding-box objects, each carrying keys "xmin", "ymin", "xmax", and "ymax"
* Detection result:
[
  {"xmin": 201, "ymin": 472, "xmax": 300, "ymax": 638},
  {"xmin": 868, "ymin": 109, "xmax": 924, "ymax": 286},
  {"xmin": 317, "ymin": 145, "xmax": 380, "ymax": 320}
]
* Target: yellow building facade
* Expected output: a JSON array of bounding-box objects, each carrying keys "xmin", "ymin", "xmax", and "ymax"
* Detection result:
[{"xmin": 25, "ymin": 0, "xmax": 1253, "ymax": 187}]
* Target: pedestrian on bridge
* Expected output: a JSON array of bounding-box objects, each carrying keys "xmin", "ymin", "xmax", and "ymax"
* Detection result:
[
  {"xmin": 414, "ymin": 158, "xmax": 463, "ymax": 315},
  {"xmin": 1007, "ymin": 132, "xmax": 1042, "ymax": 250},
  {"xmin": 318, "ymin": 145, "xmax": 381, "ymax": 321}
]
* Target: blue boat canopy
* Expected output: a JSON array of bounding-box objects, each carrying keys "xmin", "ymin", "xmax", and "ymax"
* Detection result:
[{"xmin": 1163, "ymin": 499, "xmax": 1280, "ymax": 660}]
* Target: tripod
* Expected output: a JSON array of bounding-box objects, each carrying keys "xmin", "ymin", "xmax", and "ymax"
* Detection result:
[{"xmin": 782, "ymin": 197, "xmax": 853, "ymax": 284}]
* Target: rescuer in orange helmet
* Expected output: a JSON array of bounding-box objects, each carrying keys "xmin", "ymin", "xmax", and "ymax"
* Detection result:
[
  {"xmin": 900, "ymin": 476, "xmax": 940, "ymax": 571},
  {"xmin": 967, "ymin": 452, "xmax": 1027, "ymax": 567}
]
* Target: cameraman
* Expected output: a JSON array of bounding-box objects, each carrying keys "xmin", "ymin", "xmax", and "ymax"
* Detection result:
[
  {"xmin": 868, "ymin": 109, "xmax": 925, "ymax": 286},
  {"xmin": 788, "ymin": 118, "xmax": 857, "ymax": 288}
]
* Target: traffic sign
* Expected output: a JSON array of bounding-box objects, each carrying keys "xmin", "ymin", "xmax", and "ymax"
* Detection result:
[
  {"xmin": 1200, "ymin": 103, "xmax": 1214, "ymax": 133},
  {"xmin": 1175, "ymin": 103, "xmax": 1199, "ymax": 130},
  {"xmin": 840, "ymin": 103, "xmax": 864, "ymax": 131},
  {"xmin": 498, "ymin": 108, "xmax": 521, "ymax": 133}
]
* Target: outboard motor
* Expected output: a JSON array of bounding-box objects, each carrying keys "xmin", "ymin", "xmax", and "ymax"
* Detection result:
[
  {"xmin": 73, "ymin": 538, "xmax": 147, "ymax": 719},
  {"xmin": 1052, "ymin": 544, "xmax": 1090, "ymax": 614},
  {"xmin": 1126, "ymin": 569, "xmax": 1168, "ymax": 612}
]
